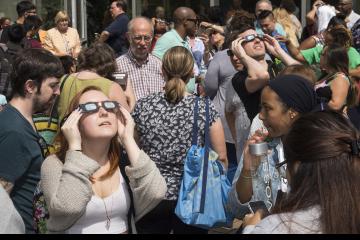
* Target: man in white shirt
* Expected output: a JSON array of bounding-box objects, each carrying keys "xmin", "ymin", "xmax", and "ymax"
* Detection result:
[{"xmin": 336, "ymin": 0, "xmax": 360, "ymax": 29}]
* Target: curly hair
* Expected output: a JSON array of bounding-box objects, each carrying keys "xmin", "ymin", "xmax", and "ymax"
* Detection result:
[{"xmin": 326, "ymin": 25, "xmax": 353, "ymax": 49}]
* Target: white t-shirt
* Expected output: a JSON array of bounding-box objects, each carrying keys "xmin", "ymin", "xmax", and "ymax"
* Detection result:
[
  {"xmin": 65, "ymin": 170, "xmax": 130, "ymax": 234},
  {"xmin": 316, "ymin": 5, "xmax": 336, "ymax": 33}
]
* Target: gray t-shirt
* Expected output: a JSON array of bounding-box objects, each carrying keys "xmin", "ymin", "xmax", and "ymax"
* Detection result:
[{"xmin": 205, "ymin": 49, "xmax": 238, "ymax": 143}]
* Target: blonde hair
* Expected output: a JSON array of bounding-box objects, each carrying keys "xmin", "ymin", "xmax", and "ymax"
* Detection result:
[
  {"xmin": 162, "ymin": 46, "xmax": 194, "ymax": 104},
  {"xmin": 54, "ymin": 11, "xmax": 69, "ymax": 24},
  {"xmin": 273, "ymin": 8, "xmax": 299, "ymax": 47}
]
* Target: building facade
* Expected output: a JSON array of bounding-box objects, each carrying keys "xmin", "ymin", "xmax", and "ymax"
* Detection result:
[
  {"xmin": 0, "ymin": 0, "xmax": 87, "ymax": 42},
  {"xmin": 1, "ymin": 0, "xmax": 360, "ymax": 45}
]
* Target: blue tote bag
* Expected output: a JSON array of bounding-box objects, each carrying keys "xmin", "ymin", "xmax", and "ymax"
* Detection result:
[{"xmin": 175, "ymin": 97, "xmax": 232, "ymax": 230}]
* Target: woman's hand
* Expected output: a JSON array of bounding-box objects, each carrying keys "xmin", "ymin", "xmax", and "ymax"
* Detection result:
[
  {"xmin": 61, "ymin": 108, "xmax": 83, "ymax": 151},
  {"xmin": 242, "ymin": 211, "xmax": 263, "ymax": 227},
  {"xmin": 117, "ymin": 106, "xmax": 135, "ymax": 145},
  {"xmin": 313, "ymin": 0, "xmax": 324, "ymax": 9},
  {"xmin": 273, "ymin": 35, "xmax": 291, "ymax": 45},
  {"xmin": 242, "ymin": 129, "xmax": 269, "ymax": 172},
  {"xmin": 231, "ymin": 37, "xmax": 248, "ymax": 60},
  {"xmin": 200, "ymin": 21, "xmax": 213, "ymax": 29},
  {"xmin": 198, "ymin": 33, "xmax": 210, "ymax": 49}
]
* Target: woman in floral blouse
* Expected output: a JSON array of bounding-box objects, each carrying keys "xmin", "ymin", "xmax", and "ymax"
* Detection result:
[{"xmin": 132, "ymin": 46, "xmax": 227, "ymax": 234}]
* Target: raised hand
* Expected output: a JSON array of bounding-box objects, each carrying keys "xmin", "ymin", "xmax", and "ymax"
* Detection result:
[
  {"xmin": 242, "ymin": 211, "xmax": 263, "ymax": 228},
  {"xmin": 242, "ymin": 128, "xmax": 269, "ymax": 173},
  {"xmin": 231, "ymin": 37, "xmax": 248, "ymax": 60},
  {"xmin": 313, "ymin": 0, "xmax": 325, "ymax": 9},
  {"xmin": 263, "ymin": 34, "xmax": 282, "ymax": 57},
  {"xmin": 117, "ymin": 106, "xmax": 135, "ymax": 145},
  {"xmin": 198, "ymin": 33, "xmax": 210, "ymax": 49},
  {"xmin": 61, "ymin": 108, "xmax": 83, "ymax": 151},
  {"xmin": 199, "ymin": 21, "xmax": 212, "ymax": 29}
]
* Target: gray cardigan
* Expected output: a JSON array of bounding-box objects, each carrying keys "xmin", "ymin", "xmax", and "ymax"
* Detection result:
[
  {"xmin": 41, "ymin": 150, "xmax": 167, "ymax": 233},
  {"xmin": 0, "ymin": 185, "xmax": 25, "ymax": 234}
]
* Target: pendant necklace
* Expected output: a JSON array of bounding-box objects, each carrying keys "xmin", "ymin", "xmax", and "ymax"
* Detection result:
[{"xmin": 101, "ymin": 175, "xmax": 114, "ymax": 231}]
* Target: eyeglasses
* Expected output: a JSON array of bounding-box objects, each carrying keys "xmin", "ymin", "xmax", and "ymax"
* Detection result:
[
  {"xmin": 79, "ymin": 101, "xmax": 119, "ymax": 113},
  {"xmin": 132, "ymin": 35, "xmax": 152, "ymax": 43},
  {"xmin": 242, "ymin": 34, "xmax": 264, "ymax": 43},
  {"xmin": 187, "ymin": 18, "xmax": 201, "ymax": 26},
  {"xmin": 227, "ymin": 49, "xmax": 234, "ymax": 57},
  {"xmin": 61, "ymin": 101, "xmax": 120, "ymax": 126}
]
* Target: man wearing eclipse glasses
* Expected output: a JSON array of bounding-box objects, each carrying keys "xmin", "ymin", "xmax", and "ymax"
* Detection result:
[{"xmin": 229, "ymin": 25, "xmax": 299, "ymax": 122}]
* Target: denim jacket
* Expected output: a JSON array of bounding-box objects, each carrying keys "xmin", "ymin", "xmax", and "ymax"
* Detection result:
[{"xmin": 227, "ymin": 138, "xmax": 287, "ymax": 219}]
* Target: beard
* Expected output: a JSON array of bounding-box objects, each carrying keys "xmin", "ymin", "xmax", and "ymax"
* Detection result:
[{"xmin": 33, "ymin": 93, "xmax": 56, "ymax": 114}]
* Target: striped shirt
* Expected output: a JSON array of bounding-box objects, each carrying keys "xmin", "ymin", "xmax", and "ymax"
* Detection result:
[{"xmin": 116, "ymin": 51, "xmax": 164, "ymax": 101}]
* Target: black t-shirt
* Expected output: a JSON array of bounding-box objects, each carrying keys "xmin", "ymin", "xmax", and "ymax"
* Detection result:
[
  {"xmin": 0, "ymin": 104, "xmax": 45, "ymax": 233},
  {"xmin": 231, "ymin": 61, "xmax": 276, "ymax": 122},
  {"xmin": 105, "ymin": 13, "xmax": 129, "ymax": 57}
]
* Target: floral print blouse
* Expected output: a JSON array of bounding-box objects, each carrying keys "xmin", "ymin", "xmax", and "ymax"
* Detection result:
[{"xmin": 132, "ymin": 93, "xmax": 219, "ymax": 200}]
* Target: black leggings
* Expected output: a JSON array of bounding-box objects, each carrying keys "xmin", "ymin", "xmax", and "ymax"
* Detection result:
[{"xmin": 135, "ymin": 200, "xmax": 208, "ymax": 234}]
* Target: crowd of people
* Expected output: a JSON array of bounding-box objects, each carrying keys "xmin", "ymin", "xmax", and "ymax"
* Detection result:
[{"xmin": 0, "ymin": 0, "xmax": 359, "ymax": 234}]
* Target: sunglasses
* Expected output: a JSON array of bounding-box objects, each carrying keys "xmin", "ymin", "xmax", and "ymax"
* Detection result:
[
  {"xmin": 187, "ymin": 18, "xmax": 201, "ymax": 25},
  {"xmin": 79, "ymin": 101, "xmax": 119, "ymax": 113},
  {"xmin": 227, "ymin": 49, "xmax": 234, "ymax": 57},
  {"xmin": 242, "ymin": 34, "xmax": 264, "ymax": 43},
  {"xmin": 60, "ymin": 101, "xmax": 120, "ymax": 126}
]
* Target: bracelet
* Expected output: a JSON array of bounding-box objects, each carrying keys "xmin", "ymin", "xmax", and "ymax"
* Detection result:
[{"xmin": 240, "ymin": 174, "xmax": 252, "ymax": 180}]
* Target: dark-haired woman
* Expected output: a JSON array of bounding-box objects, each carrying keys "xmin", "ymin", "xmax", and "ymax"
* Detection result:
[
  {"xmin": 227, "ymin": 75, "xmax": 318, "ymax": 219},
  {"xmin": 316, "ymin": 44, "xmax": 358, "ymax": 111},
  {"xmin": 132, "ymin": 46, "xmax": 227, "ymax": 234},
  {"xmin": 298, "ymin": 14, "xmax": 347, "ymax": 50},
  {"xmin": 242, "ymin": 110, "xmax": 360, "ymax": 234}
]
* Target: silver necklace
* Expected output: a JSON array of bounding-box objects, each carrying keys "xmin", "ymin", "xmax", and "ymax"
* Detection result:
[{"xmin": 101, "ymin": 176, "xmax": 114, "ymax": 231}]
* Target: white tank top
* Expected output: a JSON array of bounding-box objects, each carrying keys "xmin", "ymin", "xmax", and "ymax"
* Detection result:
[{"xmin": 65, "ymin": 169, "xmax": 131, "ymax": 234}]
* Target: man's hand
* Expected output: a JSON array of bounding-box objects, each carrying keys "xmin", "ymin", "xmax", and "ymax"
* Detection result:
[{"xmin": 231, "ymin": 37, "xmax": 248, "ymax": 60}]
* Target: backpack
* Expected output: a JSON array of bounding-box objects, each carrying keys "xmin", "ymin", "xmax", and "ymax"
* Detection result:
[
  {"xmin": 352, "ymin": 18, "xmax": 360, "ymax": 53},
  {"xmin": 0, "ymin": 43, "xmax": 12, "ymax": 99}
]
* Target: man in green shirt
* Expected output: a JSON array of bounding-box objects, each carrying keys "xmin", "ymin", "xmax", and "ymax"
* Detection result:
[{"xmin": 152, "ymin": 7, "xmax": 199, "ymax": 93}]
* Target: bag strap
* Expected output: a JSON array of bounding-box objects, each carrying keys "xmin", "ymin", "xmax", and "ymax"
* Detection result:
[
  {"xmin": 199, "ymin": 97, "xmax": 210, "ymax": 213},
  {"xmin": 47, "ymin": 74, "xmax": 70, "ymax": 127},
  {"xmin": 191, "ymin": 96, "xmax": 200, "ymax": 146}
]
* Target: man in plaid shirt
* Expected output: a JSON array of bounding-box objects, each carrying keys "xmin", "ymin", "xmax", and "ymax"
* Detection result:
[{"xmin": 116, "ymin": 17, "xmax": 164, "ymax": 103}]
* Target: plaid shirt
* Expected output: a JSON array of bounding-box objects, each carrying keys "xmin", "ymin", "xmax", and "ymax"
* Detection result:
[{"xmin": 116, "ymin": 51, "xmax": 164, "ymax": 100}]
